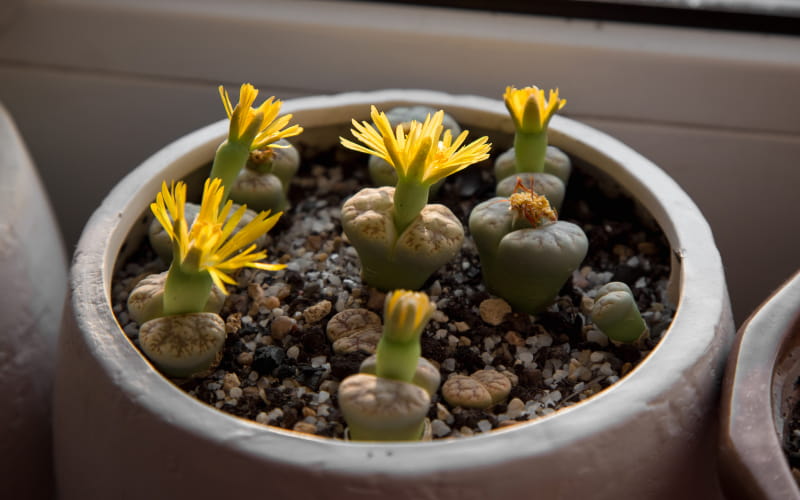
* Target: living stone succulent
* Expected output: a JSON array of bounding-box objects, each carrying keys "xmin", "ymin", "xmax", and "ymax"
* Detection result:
[
  {"xmin": 228, "ymin": 138, "xmax": 300, "ymax": 213},
  {"xmin": 339, "ymin": 105, "xmax": 490, "ymax": 290},
  {"xmin": 469, "ymin": 177, "xmax": 588, "ymax": 314},
  {"xmin": 496, "ymin": 86, "xmax": 570, "ymax": 208},
  {"xmin": 130, "ymin": 178, "xmax": 284, "ymax": 377},
  {"xmin": 337, "ymin": 290, "xmax": 439, "ymax": 441},
  {"xmin": 213, "ymin": 83, "xmax": 303, "ymax": 205},
  {"xmin": 591, "ymin": 281, "xmax": 648, "ymax": 343}
]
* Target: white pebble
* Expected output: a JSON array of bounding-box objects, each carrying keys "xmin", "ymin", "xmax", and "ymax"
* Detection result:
[
  {"xmin": 442, "ymin": 358, "xmax": 456, "ymax": 371},
  {"xmin": 229, "ymin": 387, "xmax": 243, "ymax": 399},
  {"xmin": 517, "ymin": 351, "xmax": 534, "ymax": 365},
  {"xmin": 477, "ymin": 420, "xmax": 492, "ymax": 433},
  {"xmin": 431, "ymin": 419, "xmax": 451, "ymax": 438},
  {"xmin": 589, "ymin": 351, "xmax": 606, "ymax": 363},
  {"xmin": 311, "ymin": 355, "xmax": 328, "ymax": 368},
  {"xmin": 586, "ymin": 329, "xmax": 609, "ymax": 346},
  {"xmin": 256, "ymin": 412, "xmax": 269, "ymax": 424},
  {"xmin": 287, "ymin": 345, "xmax": 300, "ymax": 359},
  {"xmin": 267, "ymin": 408, "xmax": 284, "ymax": 423},
  {"xmin": 317, "ymin": 390, "xmax": 330, "ymax": 404}
]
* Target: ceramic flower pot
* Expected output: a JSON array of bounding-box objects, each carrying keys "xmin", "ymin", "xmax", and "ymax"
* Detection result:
[
  {"xmin": 719, "ymin": 270, "xmax": 800, "ymax": 500},
  {"xmin": 0, "ymin": 102, "xmax": 67, "ymax": 500},
  {"xmin": 55, "ymin": 89, "xmax": 734, "ymax": 499}
]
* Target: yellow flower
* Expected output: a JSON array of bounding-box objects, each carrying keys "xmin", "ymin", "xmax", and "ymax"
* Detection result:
[
  {"xmin": 151, "ymin": 178, "xmax": 285, "ymax": 293},
  {"xmin": 504, "ymin": 86, "xmax": 566, "ymax": 134},
  {"xmin": 383, "ymin": 290, "xmax": 435, "ymax": 342},
  {"xmin": 219, "ymin": 83, "xmax": 303, "ymax": 150},
  {"xmin": 340, "ymin": 106, "xmax": 490, "ymax": 185}
]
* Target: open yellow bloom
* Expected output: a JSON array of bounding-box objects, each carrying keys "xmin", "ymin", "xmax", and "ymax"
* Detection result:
[
  {"xmin": 151, "ymin": 178, "xmax": 285, "ymax": 293},
  {"xmin": 341, "ymin": 105, "xmax": 490, "ymax": 185},
  {"xmin": 504, "ymin": 86, "xmax": 566, "ymax": 134},
  {"xmin": 219, "ymin": 83, "xmax": 303, "ymax": 150},
  {"xmin": 384, "ymin": 290, "xmax": 435, "ymax": 342}
]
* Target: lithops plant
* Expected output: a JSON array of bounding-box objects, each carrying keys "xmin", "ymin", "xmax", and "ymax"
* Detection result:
[
  {"xmin": 591, "ymin": 281, "xmax": 648, "ymax": 343},
  {"xmin": 214, "ymin": 83, "xmax": 303, "ymax": 208},
  {"xmin": 340, "ymin": 105, "xmax": 490, "ymax": 290},
  {"xmin": 469, "ymin": 177, "xmax": 588, "ymax": 314},
  {"xmin": 130, "ymin": 178, "xmax": 284, "ymax": 377},
  {"xmin": 337, "ymin": 290, "xmax": 440, "ymax": 441},
  {"xmin": 495, "ymin": 85, "xmax": 570, "ymax": 210},
  {"xmin": 367, "ymin": 105, "xmax": 460, "ymax": 193},
  {"xmin": 148, "ymin": 83, "xmax": 301, "ymax": 261}
]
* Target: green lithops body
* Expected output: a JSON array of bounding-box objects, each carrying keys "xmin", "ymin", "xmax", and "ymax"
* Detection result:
[
  {"xmin": 339, "ymin": 106, "xmax": 490, "ymax": 291},
  {"xmin": 592, "ymin": 281, "xmax": 648, "ymax": 343},
  {"xmin": 470, "ymin": 178, "xmax": 588, "ymax": 314},
  {"xmin": 228, "ymin": 138, "xmax": 300, "ymax": 213}
]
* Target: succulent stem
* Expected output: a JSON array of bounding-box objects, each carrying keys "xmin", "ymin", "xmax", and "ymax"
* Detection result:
[
  {"xmin": 162, "ymin": 263, "xmax": 214, "ymax": 317},
  {"xmin": 513, "ymin": 130, "xmax": 548, "ymax": 173},
  {"xmin": 392, "ymin": 180, "xmax": 429, "ymax": 235}
]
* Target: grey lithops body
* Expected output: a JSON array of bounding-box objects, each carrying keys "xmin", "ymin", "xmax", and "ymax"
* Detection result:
[
  {"xmin": 138, "ymin": 312, "xmax": 226, "ymax": 378},
  {"xmin": 229, "ymin": 139, "xmax": 300, "ymax": 213},
  {"xmin": 127, "ymin": 271, "xmax": 225, "ymax": 325},
  {"xmin": 469, "ymin": 179, "xmax": 588, "ymax": 314}
]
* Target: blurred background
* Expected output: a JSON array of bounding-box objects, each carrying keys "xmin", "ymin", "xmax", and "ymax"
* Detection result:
[{"xmin": 1, "ymin": 0, "xmax": 798, "ymax": 325}]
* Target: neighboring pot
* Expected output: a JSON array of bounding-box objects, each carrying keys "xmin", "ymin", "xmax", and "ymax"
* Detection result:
[
  {"xmin": 0, "ymin": 102, "xmax": 67, "ymax": 499},
  {"xmin": 55, "ymin": 89, "xmax": 734, "ymax": 499},
  {"xmin": 719, "ymin": 270, "xmax": 800, "ymax": 500}
]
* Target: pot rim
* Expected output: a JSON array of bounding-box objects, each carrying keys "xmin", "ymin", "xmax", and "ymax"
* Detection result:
[
  {"xmin": 70, "ymin": 89, "xmax": 730, "ymax": 475},
  {"xmin": 719, "ymin": 269, "xmax": 800, "ymax": 498}
]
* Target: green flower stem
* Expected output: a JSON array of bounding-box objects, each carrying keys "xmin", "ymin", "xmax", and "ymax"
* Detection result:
[
  {"xmin": 375, "ymin": 336, "xmax": 421, "ymax": 383},
  {"xmin": 393, "ymin": 180, "xmax": 430, "ymax": 235},
  {"xmin": 209, "ymin": 140, "xmax": 251, "ymax": 202},
  {"xmin": 162, "ymin": 264, "xmax": 213, "ymax": 317},
  {"xmin": 514, "ymin": 131, "xmax": 548, "ymax": 173}
]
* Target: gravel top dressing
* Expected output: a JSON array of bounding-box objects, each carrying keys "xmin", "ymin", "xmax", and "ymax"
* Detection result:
[{"xmin": 112, "ymin": 141, "xmax": 675, "ymax": 441}]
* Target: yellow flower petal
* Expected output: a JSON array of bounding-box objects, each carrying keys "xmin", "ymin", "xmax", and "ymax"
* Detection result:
[
  {"xmin": 340, "ymin": 105, "xmax": 490, "ymax": 186},
  {"xmin": 504, "ymin": 85, "xmax": 566, "ymax": 134},
  {"xmin": 219, "ymin": 83, "xmax": 304, "ymax": 151},
  {"xmin": 149, "ymin": 178, "xmax": 284, "ymax": 294}
]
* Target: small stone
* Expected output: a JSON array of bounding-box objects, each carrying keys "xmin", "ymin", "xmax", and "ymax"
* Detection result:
[
  {"xmin": 271, "ymin": 316, "xmax": 295, "ymax": 340},
  {"xmin": 454, "ymin": 321, "xmax": 469, "ymax": 333},
  {"xmin": 431, "ymin": 310, "xmax": 449, "ymax": 323},
  {"xmin": 236, "ymin": 351, "xmax": 254, "ymax": 366},
  {"xmin": 222, "ymin": 373, "xmax": 241, "ymax": 391},
  {"xmin": 303, "ymin": 300, "xmax": 332, "ymax": 324},
  {"xmin": 586, "ymin": 329, "xmax": 609, "ymax": 347},
  {"xmin": 504, "ymin": 330, "xmax": 525, "ymax": 347},
  {"xmin": 590, "ymin": 351, "xmax": 605, "ymax": 363},
  {"xmin": 505, "ymin": 397, "xmax": 525, "ymax": 419},
  {"xmin": 247, "ymin": 283, "xmax": 264, "ymax": 301},
  {"xmin": 431, "ymin": 419, "xmax": 452, "ymax": 438},
  {"xmin": 229, "ymin": 387, "xmax": 243, "ymax": 399},
  {"xmin": 225, "ymin": 313, "xmax": 242, "ymax": 334},
  {"xmin": 293, "ymin": 421, "xmax": 317, "ymax": 434},
  {"xmin": 477, "ymin": 420, "xmax": 492, "ymax": 433},
  {"xmin": 263, "ymin": 296, "xmax": 281, "ymax": 310},
  {"xmin": 479, "ymin": 298, "xmax": 511, "ymax": 326},
  {"xmin": 255, "ymin": 412, "xmax": 269, "ymax": 424},
  {"xmin": 286, "ymin": 345, "xmax": 300, "ymax": 360}
]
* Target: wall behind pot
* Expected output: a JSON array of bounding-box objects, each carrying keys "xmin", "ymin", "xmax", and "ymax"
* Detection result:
[{"xmin": 0, "ymin": 0, "xmax": 797, "ymax": 325}]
